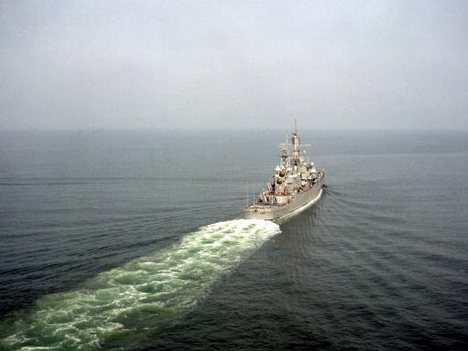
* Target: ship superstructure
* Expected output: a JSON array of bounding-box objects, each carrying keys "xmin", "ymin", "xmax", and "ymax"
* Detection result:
[{"xmin": 243, "ymin": 122, "xmax": 325, "ymax": 221}]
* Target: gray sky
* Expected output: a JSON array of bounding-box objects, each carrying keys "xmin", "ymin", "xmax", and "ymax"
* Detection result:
[{"xmin": 1, "ymin": 0, "xmax": 467, "ymax": 130}]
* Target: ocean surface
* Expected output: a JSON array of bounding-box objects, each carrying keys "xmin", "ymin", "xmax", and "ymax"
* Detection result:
[{"xmin": 0, "ymin": 130, "xmax": 467, "ymax": 350}]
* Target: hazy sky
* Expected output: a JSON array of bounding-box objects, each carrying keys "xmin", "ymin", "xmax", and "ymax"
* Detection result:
[{"xmin": 1, "ymin": 0, "xmax": 467, "ymax": 130}]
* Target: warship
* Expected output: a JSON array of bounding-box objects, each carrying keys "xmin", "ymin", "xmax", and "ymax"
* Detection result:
[{"xmin": 243, "ymin": 122, "xmax": 325, "ymax": 221}]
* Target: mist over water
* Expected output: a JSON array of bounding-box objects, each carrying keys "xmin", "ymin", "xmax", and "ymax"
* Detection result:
[{"xmin": 1, "ymin": 130, "xmax": 467, "ymax": 350}]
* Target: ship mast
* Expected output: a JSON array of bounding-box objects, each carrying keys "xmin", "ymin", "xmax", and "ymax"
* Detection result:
[{"xmin": 292, "ymin": 119, "xmax": 300, "ymax": 160}]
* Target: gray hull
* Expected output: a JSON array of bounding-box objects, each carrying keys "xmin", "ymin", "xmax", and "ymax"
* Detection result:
[{"xmin": 243, "ymin": 179, "xmax": 324, "ymax": 221}]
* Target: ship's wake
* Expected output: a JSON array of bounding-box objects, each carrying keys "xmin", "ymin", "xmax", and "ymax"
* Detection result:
[{"xmin": 0, "ymin": 219, "xmax": 280, "ymax": 351}]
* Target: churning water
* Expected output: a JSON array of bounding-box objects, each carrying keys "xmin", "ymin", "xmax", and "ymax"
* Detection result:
[
  {"xmin": 1, "ymin": 130, "xmax": 467, "ymax": 350},
  {"xmin": 1, "ymin": 220, "xmax": 279, "ymax": 350}
]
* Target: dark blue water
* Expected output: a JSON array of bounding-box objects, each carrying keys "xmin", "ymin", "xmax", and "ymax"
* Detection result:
[{"xmin": 1, "ymin": 130, "xmax": 467, "ymax": 350}]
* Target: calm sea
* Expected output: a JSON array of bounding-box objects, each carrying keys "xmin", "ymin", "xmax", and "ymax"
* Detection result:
[{"xmin": 0, "ymin": 130, "xmax": 467, "ymax": 350}]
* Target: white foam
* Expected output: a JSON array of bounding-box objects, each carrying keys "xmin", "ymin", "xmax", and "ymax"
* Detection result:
[{"xmin": 1, "ymin": 219, "xmax": 280, "ymax": 350}]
